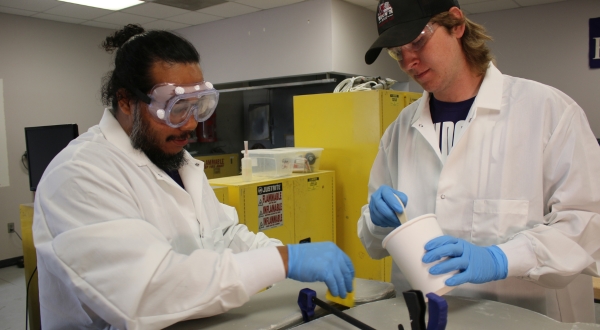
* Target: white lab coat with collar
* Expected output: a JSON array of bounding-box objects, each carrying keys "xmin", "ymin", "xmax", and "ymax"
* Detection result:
[
  {"xmin": 358, "ymin": 64, "xmax": 600, "ymax": 322},
  {"xmin": 33, "ymin": 109, "xmax": 285, "ymax": 330}
]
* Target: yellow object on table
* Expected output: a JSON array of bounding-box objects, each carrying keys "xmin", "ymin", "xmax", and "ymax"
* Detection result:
[{"xmin": 325, "ymin": 279, "xmax": 355, "ymax": 308}]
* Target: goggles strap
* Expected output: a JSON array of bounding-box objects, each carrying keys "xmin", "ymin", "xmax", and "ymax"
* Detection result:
[
  {"xmin": 128, "ymin": 86, "xmax": 151, "ymax": 105},
  {"xmin": 117, "ymin": 75, "xmax": 152, "ymax": 104}
]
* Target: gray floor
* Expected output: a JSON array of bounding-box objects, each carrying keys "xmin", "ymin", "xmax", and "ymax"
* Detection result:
[
  {"xmin": 0, "ymin": 266, "xmax": 27, "ymax": 330},
  {"xmin": 2, "ymin": 265, "xmax": 600, "ymax": 330}
]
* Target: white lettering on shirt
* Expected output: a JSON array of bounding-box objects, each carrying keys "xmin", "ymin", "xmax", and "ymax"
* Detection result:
[{"xmin": 435, "ymin": 120, "xmax": 466, "ymax": 163}]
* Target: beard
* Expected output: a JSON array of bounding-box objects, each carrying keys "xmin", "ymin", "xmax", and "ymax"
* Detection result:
[{"xmin": 130, "ymin": 106, "xmax": 189, "ymax": 171}]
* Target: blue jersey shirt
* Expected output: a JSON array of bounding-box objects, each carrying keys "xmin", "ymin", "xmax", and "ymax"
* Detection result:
[
  {"xmin": 429, "ymin": 95, "xmax": 475, "ymax": 157},
  {"xmin": 165, "ymin": 169, "xmax": 185, "ymax": 189}
]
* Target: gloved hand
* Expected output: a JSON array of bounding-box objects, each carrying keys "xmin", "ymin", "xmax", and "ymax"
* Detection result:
[
  {"xmin": 368, "ymin": 185, "xmax": 408, "ymax": 227},
  {"xmin": 287, "ymin": 242, "xmax": 354, "ymax": 298},
  {"xmin": 422, "ymin": 235, "xmax": 508, "ymax": 286}
]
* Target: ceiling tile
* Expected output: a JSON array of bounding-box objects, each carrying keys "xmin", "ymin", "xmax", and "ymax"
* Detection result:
[
  {"xmin": 344, "ymin": 0, "xmax": 378, "ymax": 7},
  {"xmin": 81, "ymin": 20, "xmax": 121, "ymax": 29},
  {"xmin": 43, "ymin": 3, "xmax": 111, "ymax": 20},
  {"xmin": 94, "ymin": 11, "xmax": 157, "ymax": 25},
  {"xmin": 166, "ymin": 11, "xmax": 221, "ymax": 25},
  {"xmin": 513, "ymin": 0, "xmax": 566, "ymax": 6},
  {"xmin": 458, "ymin": 0, "xmax": 489, "ymax": 5},
  {"xmin": 461, "ymin": 0, "xmax": 519, "ymax": 14},
  {"xmin": 364, "ymin": 3, "xmax": 378, "ymax": 11},
  {"xmin": 232, "ymin": 0, "xmax": 305, "ymax": 10},
  {"xmin": 0, "ymin": 5, "xmax": 37, "ymax": 16},
  {"xmin": 32, "ymin": 12, "xmax": 87, "ymax": 23},
  {"xmin": 0, "ymin": 0, "xmax": 59, "ymax": 12},
  {"xmin": 122, "ymin": 2, "xmax": 189, "ymax": 19},
  {"xmin": 142, "ymin": 19, "xmax": 190, "ymax": 30},
  {"xmin": 343, "ymin": 0, "xmax": 378, "ymax": 12},
  {"xmin": 153, "ymin": 0, "xmax": 226, "ymax": 11},
  {"xmin": 198, "ymin": 2, "xmax": 258, "ymax": 18}
]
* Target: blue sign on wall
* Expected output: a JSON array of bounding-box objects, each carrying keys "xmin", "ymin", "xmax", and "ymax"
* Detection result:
[{"xmin": 590, "ymin": 17, "xmax": 600, "ymax": 69}]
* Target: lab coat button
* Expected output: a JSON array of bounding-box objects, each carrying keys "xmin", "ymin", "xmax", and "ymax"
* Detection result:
[
  {"xmin": 440, "ymin": 194, "xmax": 446, "ymax": 199},
  {"xmin": 195, "ymin": 163, "xmax": 200, "ymax": 167},
  {"xmin": 419, "ymin": 124, "xmax": 424, "ymax": 127}
]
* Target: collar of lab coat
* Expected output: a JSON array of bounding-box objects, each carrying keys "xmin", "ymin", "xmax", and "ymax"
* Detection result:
[
  {"xmin": 99, "ymin": 108, "xmax": 149, "ymax": 166},
  {"xmin": 98, "ymin": 109, "xmax": 204, "ymax": 185},
  {"xmin": 410, "ymin": 62, "xmax": 504, "ymax": 126}
]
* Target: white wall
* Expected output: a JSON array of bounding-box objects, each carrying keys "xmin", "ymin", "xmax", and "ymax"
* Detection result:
[
  {"xmin": 0, "ymin": 13, "xmax": 112, "ymax": 261},
  {"xmin": 331, "ymin": 0, "xmax": 408, "ymax": 81},
  {"xmin": 179, "ymin": 0, "xmax": 333, "ymax": 84},
  {"xmin": 178, "ymin": 0, "xmax": 407, "ymax": 84}
]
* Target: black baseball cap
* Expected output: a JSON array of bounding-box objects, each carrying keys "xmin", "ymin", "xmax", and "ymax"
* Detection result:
[{"xmin": 365, "ymin": 0, "xmax": 460, "ymax": 65}]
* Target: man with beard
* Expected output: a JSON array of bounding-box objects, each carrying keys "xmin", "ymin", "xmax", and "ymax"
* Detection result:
[{"xmin": 32, "ymin": 25, "xmax": 354, "ymax": 330}]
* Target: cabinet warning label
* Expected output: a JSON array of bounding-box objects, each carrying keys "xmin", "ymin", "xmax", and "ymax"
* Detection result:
[
  {"xmin": 307, "ymin": 177, "xmax": 319, "ymax": 191},
  {"xmin": 257, "ymin": 183, "xmax": 283, "ymax": 231},
  {"xmin": 389, "ymin": 93, "xmax": 399, "ymax": 106}
]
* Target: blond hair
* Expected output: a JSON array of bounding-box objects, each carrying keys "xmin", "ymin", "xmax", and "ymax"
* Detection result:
[{"xmin": 430, "ymin": 12, "xmax": 494, "ymax": 76}]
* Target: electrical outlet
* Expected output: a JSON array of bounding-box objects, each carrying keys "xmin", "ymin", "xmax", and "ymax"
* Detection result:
[{"xmin": 7, "ymin": 222, "xmax": 14, "ymax": 233}]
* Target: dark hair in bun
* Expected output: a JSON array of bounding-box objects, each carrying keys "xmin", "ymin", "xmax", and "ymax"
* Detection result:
[
  {"xmin": 101, "ymin": 24, "xmax": 145, "ymax": 53},
  {"xmin": 100, "ymin": 24, "xmax": 200, "ymax": 112}
]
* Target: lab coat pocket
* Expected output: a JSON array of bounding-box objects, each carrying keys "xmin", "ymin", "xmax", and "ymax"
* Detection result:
[{"xmin": 472, "ymin": 199, "xmax": 529, "ymax": 246}]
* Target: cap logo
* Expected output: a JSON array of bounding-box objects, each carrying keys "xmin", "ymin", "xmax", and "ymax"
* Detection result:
[{"xmin": 377, "ymin": 2, "xmax": 394, "ymax": 26}]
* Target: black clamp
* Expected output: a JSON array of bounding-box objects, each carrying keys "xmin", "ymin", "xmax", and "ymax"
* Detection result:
[
  {"xmin": 400, "ymin": 290, "xmax": 448, "ymax": 330},
  {"xmin": 297, "ymin": 288, "xmax": 448, "ymax": 330}
]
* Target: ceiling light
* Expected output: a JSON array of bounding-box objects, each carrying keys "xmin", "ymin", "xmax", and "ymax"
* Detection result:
[{"xmin": 58, "ymin": 0, "xmax": 144, "ymax": 11}]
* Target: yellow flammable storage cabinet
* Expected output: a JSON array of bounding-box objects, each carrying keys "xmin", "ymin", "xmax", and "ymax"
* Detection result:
[
  {"xmin": 20, "ymin": 203, "xmax": 41, "ymax": 330},
  {"xmin": 211, "ymin": 185, "xmax": 229, "ymax": 204},
  {"xmin": 293, "ymin": 90, "xmax": 421, "ymax": 282},
  {"xmin": 208, "ymin": 171, "xmax": 335, "ymax": 245},
  {"xmin": 194, "ymin": 153, "xmax": 240, "ymax": 179}
]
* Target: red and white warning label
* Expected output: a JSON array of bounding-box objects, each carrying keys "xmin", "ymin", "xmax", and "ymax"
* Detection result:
[{"xmin": 257, "ymin": 183, "xmax": 283, "ymax": 231}]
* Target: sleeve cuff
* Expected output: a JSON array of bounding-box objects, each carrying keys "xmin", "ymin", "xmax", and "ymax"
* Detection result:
[
  {"xmin": 497, "ymin": 234, "xmax": 537, "ymax": 278},
  {"xmin": 363, "ymin": 205, "xmax": 395, "ymax": 239},
  {"xmin": 233, "ymin": 246, "xmax": 286, "ymax": 295}
]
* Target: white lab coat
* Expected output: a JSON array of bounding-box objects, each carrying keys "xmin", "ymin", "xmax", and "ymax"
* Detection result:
[
  {"xmin": 358, "ymin": 63, "xmax": 600, "ymax": 322},
  {"xmin": 33, "ymin": 109, "xmax": 285, "ymax": 330}
]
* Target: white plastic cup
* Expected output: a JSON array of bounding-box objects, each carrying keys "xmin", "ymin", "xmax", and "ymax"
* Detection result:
[{"xmin": 382, "ymin": 213, "xmax": 455, "ymax": 296}]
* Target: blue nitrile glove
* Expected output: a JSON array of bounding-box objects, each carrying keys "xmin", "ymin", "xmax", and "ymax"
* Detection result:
[
  {"xmin": 422, "ymin": 235, "xmax": 508, "ymax": 286},
  {"xmin": 287, "ymin": 242, "xmax": 355, "ymax": 298},
  {"xmin": 368, "ymin": 185, "xmax": 408, "ymax": 227}
]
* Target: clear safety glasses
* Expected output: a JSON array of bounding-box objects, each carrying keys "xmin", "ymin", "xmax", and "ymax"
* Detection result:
[
  {"xmin": 387, "ymin": 24, "xmax": 438, "ymax": 62},
  {"xmin": 135, "ymin": 81, "xmax": 219, "ymax": 128}
]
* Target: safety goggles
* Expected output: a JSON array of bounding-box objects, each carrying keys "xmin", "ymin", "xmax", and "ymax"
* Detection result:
[
  {"xmin": 133, "ymin": 81, "xmax": 219, "ymax": 128},
  {"xmin": 387, "ymin": 24, "xmax": 438, "ymax": 62}
]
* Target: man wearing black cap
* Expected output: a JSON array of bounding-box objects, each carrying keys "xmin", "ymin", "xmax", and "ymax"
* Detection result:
[{"xmin": 358, "ymin": 0, "xmax": 600, "ymax": 323}]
